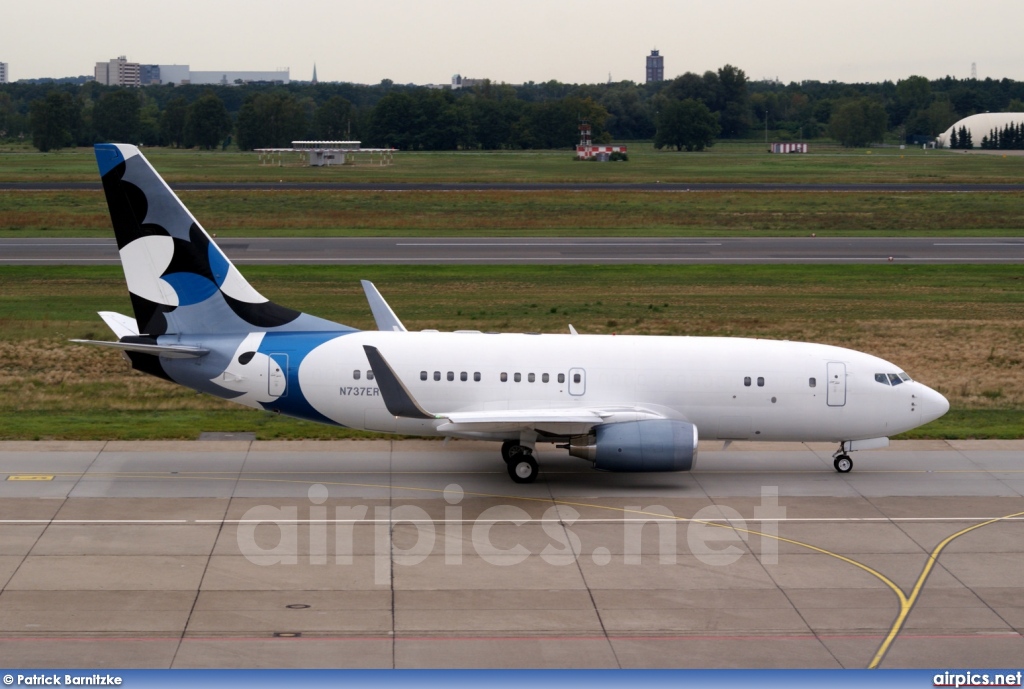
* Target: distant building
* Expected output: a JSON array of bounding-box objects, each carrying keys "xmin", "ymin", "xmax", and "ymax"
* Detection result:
[
  {"xmin": 157, "ymin": 65, "xmax": 190, "ymax": 85},
  {"xmin": 311, "ymin": 64, "xmax": 318, "ymax": 85},
  {"xmin": 452, "ymin": 74, "xmax": 484, "ymax": 90},
  {"xmin": 646, "ymin": 50, "xmax": 664, "ymax": 83},
  {"xmin": 0, "ymin": 62, "xmax": 8, "ymax": 83},
  {"xmin": 91, "ymin": 58, "xmax": 287, "ymax": 86},
  {"xmin": 139, "ymin": 64, "xmax": 161, "ymax": 86},
  {"xmin": 187, "ymin": 69, "xmax": 289, "ymax": 85},
  {"xmin": 94, "ymin": 56, "xmax": 140, "ymax": 87},
  {"xmin": 936, "ymin": 113, "xmax": 1024, "ymax": 148}
]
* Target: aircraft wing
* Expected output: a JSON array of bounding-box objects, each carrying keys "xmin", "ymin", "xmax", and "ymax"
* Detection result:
[
  {"xmin": 363, "ymin": 344, "xmax": 667, "ymax": 432},
  {"xmin": 444, "ymin": 409, "xmax": 605, "ymax": 424}
]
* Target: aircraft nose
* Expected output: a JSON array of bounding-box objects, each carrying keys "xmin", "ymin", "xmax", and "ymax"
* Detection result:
[{"xmin": 919, "ymin": 385, "xmax": 950, "ymax": 423}]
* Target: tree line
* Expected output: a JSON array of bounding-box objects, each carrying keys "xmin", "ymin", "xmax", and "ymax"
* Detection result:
[
  {"xmin": 979, "ymin": 122, "xmax": 1024, "ymax": 150},
  {"xmin": 4, "ymin": 69, "xmax": 1024, "ymax": 152}
]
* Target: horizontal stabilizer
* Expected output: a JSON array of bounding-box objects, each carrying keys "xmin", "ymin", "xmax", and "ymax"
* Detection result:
[
  {"xmin": 98, "ymin": 311, "xmax": 139, "ymax": 339},
  {"xmin": 70, "ymin": 339, "xmax": 209, "ymax": 359}
]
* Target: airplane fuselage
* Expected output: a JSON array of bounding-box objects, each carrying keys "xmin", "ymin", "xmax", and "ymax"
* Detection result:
[{"xmin": 163, "ymin": 330, "xmax": 947, "ymax": 444}]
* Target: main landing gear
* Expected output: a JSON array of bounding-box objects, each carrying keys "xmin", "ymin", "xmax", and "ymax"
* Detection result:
[
  {"xmin": 832, "ymin": 446, "xmax": 853, "ymax": 473},
  {"xmin": 501, "ymin": 440, "xmax": 539, "ymax": 484}
]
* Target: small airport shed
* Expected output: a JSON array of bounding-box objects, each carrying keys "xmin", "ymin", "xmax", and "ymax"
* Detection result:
[
  {"xmin": 936, "ymin": 113, "xmax": 1024, "ymax": 148},
  {"xmin": 770, "ymin": 143, "xmax": 808, "ymax": 153}
]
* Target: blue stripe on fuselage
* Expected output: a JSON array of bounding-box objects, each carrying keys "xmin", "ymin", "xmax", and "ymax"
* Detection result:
[{"xmin": 257, "ymin": 330, "xmax": 355, "ymax": 426}]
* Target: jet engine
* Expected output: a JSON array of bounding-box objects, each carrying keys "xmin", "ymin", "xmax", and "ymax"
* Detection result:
[{"xmin": 567, "ymin": 419, "xmax": 698, "ymax": 472}]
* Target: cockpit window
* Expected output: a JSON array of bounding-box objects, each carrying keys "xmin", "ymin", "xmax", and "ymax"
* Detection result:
[
  {"xmin": 898, "ymin": 372, "xmax": 912, "ymax": 382},
  {"xmin": 874, "ymin": 373, "xmax": 890, "ymax": 385},
  {"xmin": 888, "ymin": 373, "xmax": 903, "ymax": 386}
]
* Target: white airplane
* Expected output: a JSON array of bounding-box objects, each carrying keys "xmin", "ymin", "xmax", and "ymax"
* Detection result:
[{"xmin": 75, "ymin": 144, "xmax": 950, "ymax": 483}]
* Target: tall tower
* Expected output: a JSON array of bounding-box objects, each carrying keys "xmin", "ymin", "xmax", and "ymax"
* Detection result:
[
  {"xmin": 646, "ymin": 50, "xmax": 664, "ymax": 83},
  {"xmin": 312, "ymin": 63, "xmax": 318, "ymax": 85},
  {"xmin": 0, "ymin": 62, "xmax": 8, "ymax": 84}
]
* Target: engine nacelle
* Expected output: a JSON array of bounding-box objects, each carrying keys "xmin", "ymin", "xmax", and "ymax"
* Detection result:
[{"xmin": 568, "ymin": 419, "xmax": 698, "ymax": 472}]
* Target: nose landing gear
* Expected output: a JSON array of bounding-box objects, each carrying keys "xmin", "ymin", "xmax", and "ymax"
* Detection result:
[{"xmin": 832, "ymin": 446, "xmax": 853, "ymax": 473}]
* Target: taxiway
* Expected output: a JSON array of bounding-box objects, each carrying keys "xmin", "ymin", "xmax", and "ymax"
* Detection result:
[{"xmin": 0, "ymin": 439, "xmax": 1021, "ymax": 669}]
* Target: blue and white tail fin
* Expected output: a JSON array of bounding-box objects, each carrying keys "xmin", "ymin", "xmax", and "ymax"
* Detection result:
[{"xmin": 95, "ymin": 144, "xmax": 345, "ymax": 336}]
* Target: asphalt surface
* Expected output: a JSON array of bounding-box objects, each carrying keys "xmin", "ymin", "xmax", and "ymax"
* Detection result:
[
  {"xmin": 4, "ymin": 236, "xmax": 1024, "ymax": 265},
  {"xmin": 2, "ymin": 181, "xmax": 1024, "ymax": 192},
  {"xmin": 0, "ymin": 439, "xmax": 1021, "ymax": 669}
]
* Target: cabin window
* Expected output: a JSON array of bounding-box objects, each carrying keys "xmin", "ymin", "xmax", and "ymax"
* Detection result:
[
  {"xmin": 514, "ymin": 373, "xmax": 522, "ymax": 383},
  {"xmin": 757, "ymin": 377, "xmax": 765, "ymax": 387},
  {"xmin": 353, "ymin": 370, "xmax": 361, "ymax": 380},
  {"xmin": 808, "ymin": 377, "xmax": 816, "ymax": 388},
  {"xmin": 434, "ymin": 371, "xmax": 441, "ymax": 381},
  {"xmin": 474, "ymin": 372, "xmax": 481, "ymax": 382},
  {"xmin": 887, "ymin": 373, "xmax": 903, "ymax": 386},
  {"xmin": 501, "ymin": 372, "xmax": 508, "ymax": 382},
  {"xmin": 542, "ymin": 373, "xmax": 550, "ymax": 383},
  {"xmin": 447, "ymin": 371, "xmax": 454, "ymax": 381},
  {"xmin": 528, "ymin": 373, "xmax": 536, "ymax": 383},
  {"xmin": 744, "ymin": 376, "xmax": 751, "ymax": 387},
  {"xmin": 558, "ymin": 373, "xmax": 565, "ymax": 384},
  {"xmin": 420, "ymin": 371, "xmax": 427, "ymax": 381},
  {"xmin": 366, "ymin": 370, "xmax": 374, "ymax": 381},
  {"xmin": 874, "ymin": 373, "xmax": 890, "ymax": 385},
  {"xmin": 460, "ymin": 372, "xmax": 467, "ymax": 382},
  {"xmin": 573, "ymin": 373, "xmax": 581, "ymax": 384}
]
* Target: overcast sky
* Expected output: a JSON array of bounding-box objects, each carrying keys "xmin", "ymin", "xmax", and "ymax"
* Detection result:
[{"xmin": 4, "ymin": 0, "xmax": 1023, "ymax": 85}]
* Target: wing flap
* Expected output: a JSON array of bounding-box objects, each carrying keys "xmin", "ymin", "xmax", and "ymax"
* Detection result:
[{"xmin": 444, "ymin": 409, "xmax": 605, "ymax": 425}]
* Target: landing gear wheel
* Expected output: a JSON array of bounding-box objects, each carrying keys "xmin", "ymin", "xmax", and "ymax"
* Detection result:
[
  {"xmin": 500, "ymin": 440, "xmax": 518, "ymax": 463},
  {"xmin": 508, "ymin": 454, "xmax": 539, "ymax": 483},
  {"xmin": 833, "ymin": 454, "xmax": 853, "ymax": 473}
]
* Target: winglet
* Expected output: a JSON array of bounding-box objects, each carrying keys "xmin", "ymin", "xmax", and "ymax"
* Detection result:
[
  {"xmin": 362, "ymin": 345, "xmax": 434, "ymax": 419},
  {"xmin": 361, "ymin": 281, "xmax": 407, "ymax": 332}
]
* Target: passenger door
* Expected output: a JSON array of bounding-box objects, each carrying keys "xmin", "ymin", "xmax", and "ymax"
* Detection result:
[{"xmin": 826, "ymin": 362, "xmax": 846, "ymax": 407}]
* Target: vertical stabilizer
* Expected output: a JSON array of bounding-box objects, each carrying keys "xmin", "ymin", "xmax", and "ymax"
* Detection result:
[{"xmin": 95, "ymin": 144, "xmax": 345, "ymax": 336}]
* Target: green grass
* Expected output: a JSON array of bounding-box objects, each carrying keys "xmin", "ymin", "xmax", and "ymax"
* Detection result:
[
  {"xmin": 2, "ymin": 143, "xmax": 1024, "ymax": 184},
  {"xmin": 1, "ymin": 264, "xmax": 1021, "ymax": 440},
  {"xmin": 5, "ymin": 189, "xmax": 1024, "ymax": 238},
  {"xmin": 896, "ymin": 409, "xmax": 1024, "ymax": 440}
]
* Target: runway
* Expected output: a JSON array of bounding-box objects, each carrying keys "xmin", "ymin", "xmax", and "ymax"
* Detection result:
[
  {"xmin": 4, "ymin": 236, "xmax": 1024, "ymax": 265},
  {"xmin": 0, "ymin": 439, "xmax": 1021, "ymax": 669}
]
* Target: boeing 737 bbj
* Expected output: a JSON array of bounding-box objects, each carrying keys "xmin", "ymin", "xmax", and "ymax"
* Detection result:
[{"xmin": 75, "ymin": 144, "xmax": 950, "ymax": 483}]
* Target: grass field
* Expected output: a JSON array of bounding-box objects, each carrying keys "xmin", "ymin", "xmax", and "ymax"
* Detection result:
[
  {"xmin": 2, "ymin": 142, "xmax": 1024, "ymax": 184},
  {"xmin": 5, "ymin": 189, "xmax": 1024, "ymax": 238},
  {"xmin": 1, "ymin": 264, "xmax": 1021, "ymax": 440}
]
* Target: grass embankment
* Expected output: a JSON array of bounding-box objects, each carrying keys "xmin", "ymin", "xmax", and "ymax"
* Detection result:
[
  {"xmin": 5, "ymin": 189, "xmax": 1024, "ymax": 238},
  {"xmin": 1, "ymin": 143, "xmax": 1024, "ymax": 185},
  {"xmin": 1, "ymin": 264, "xmax": 1020, "ymax": 440}
]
